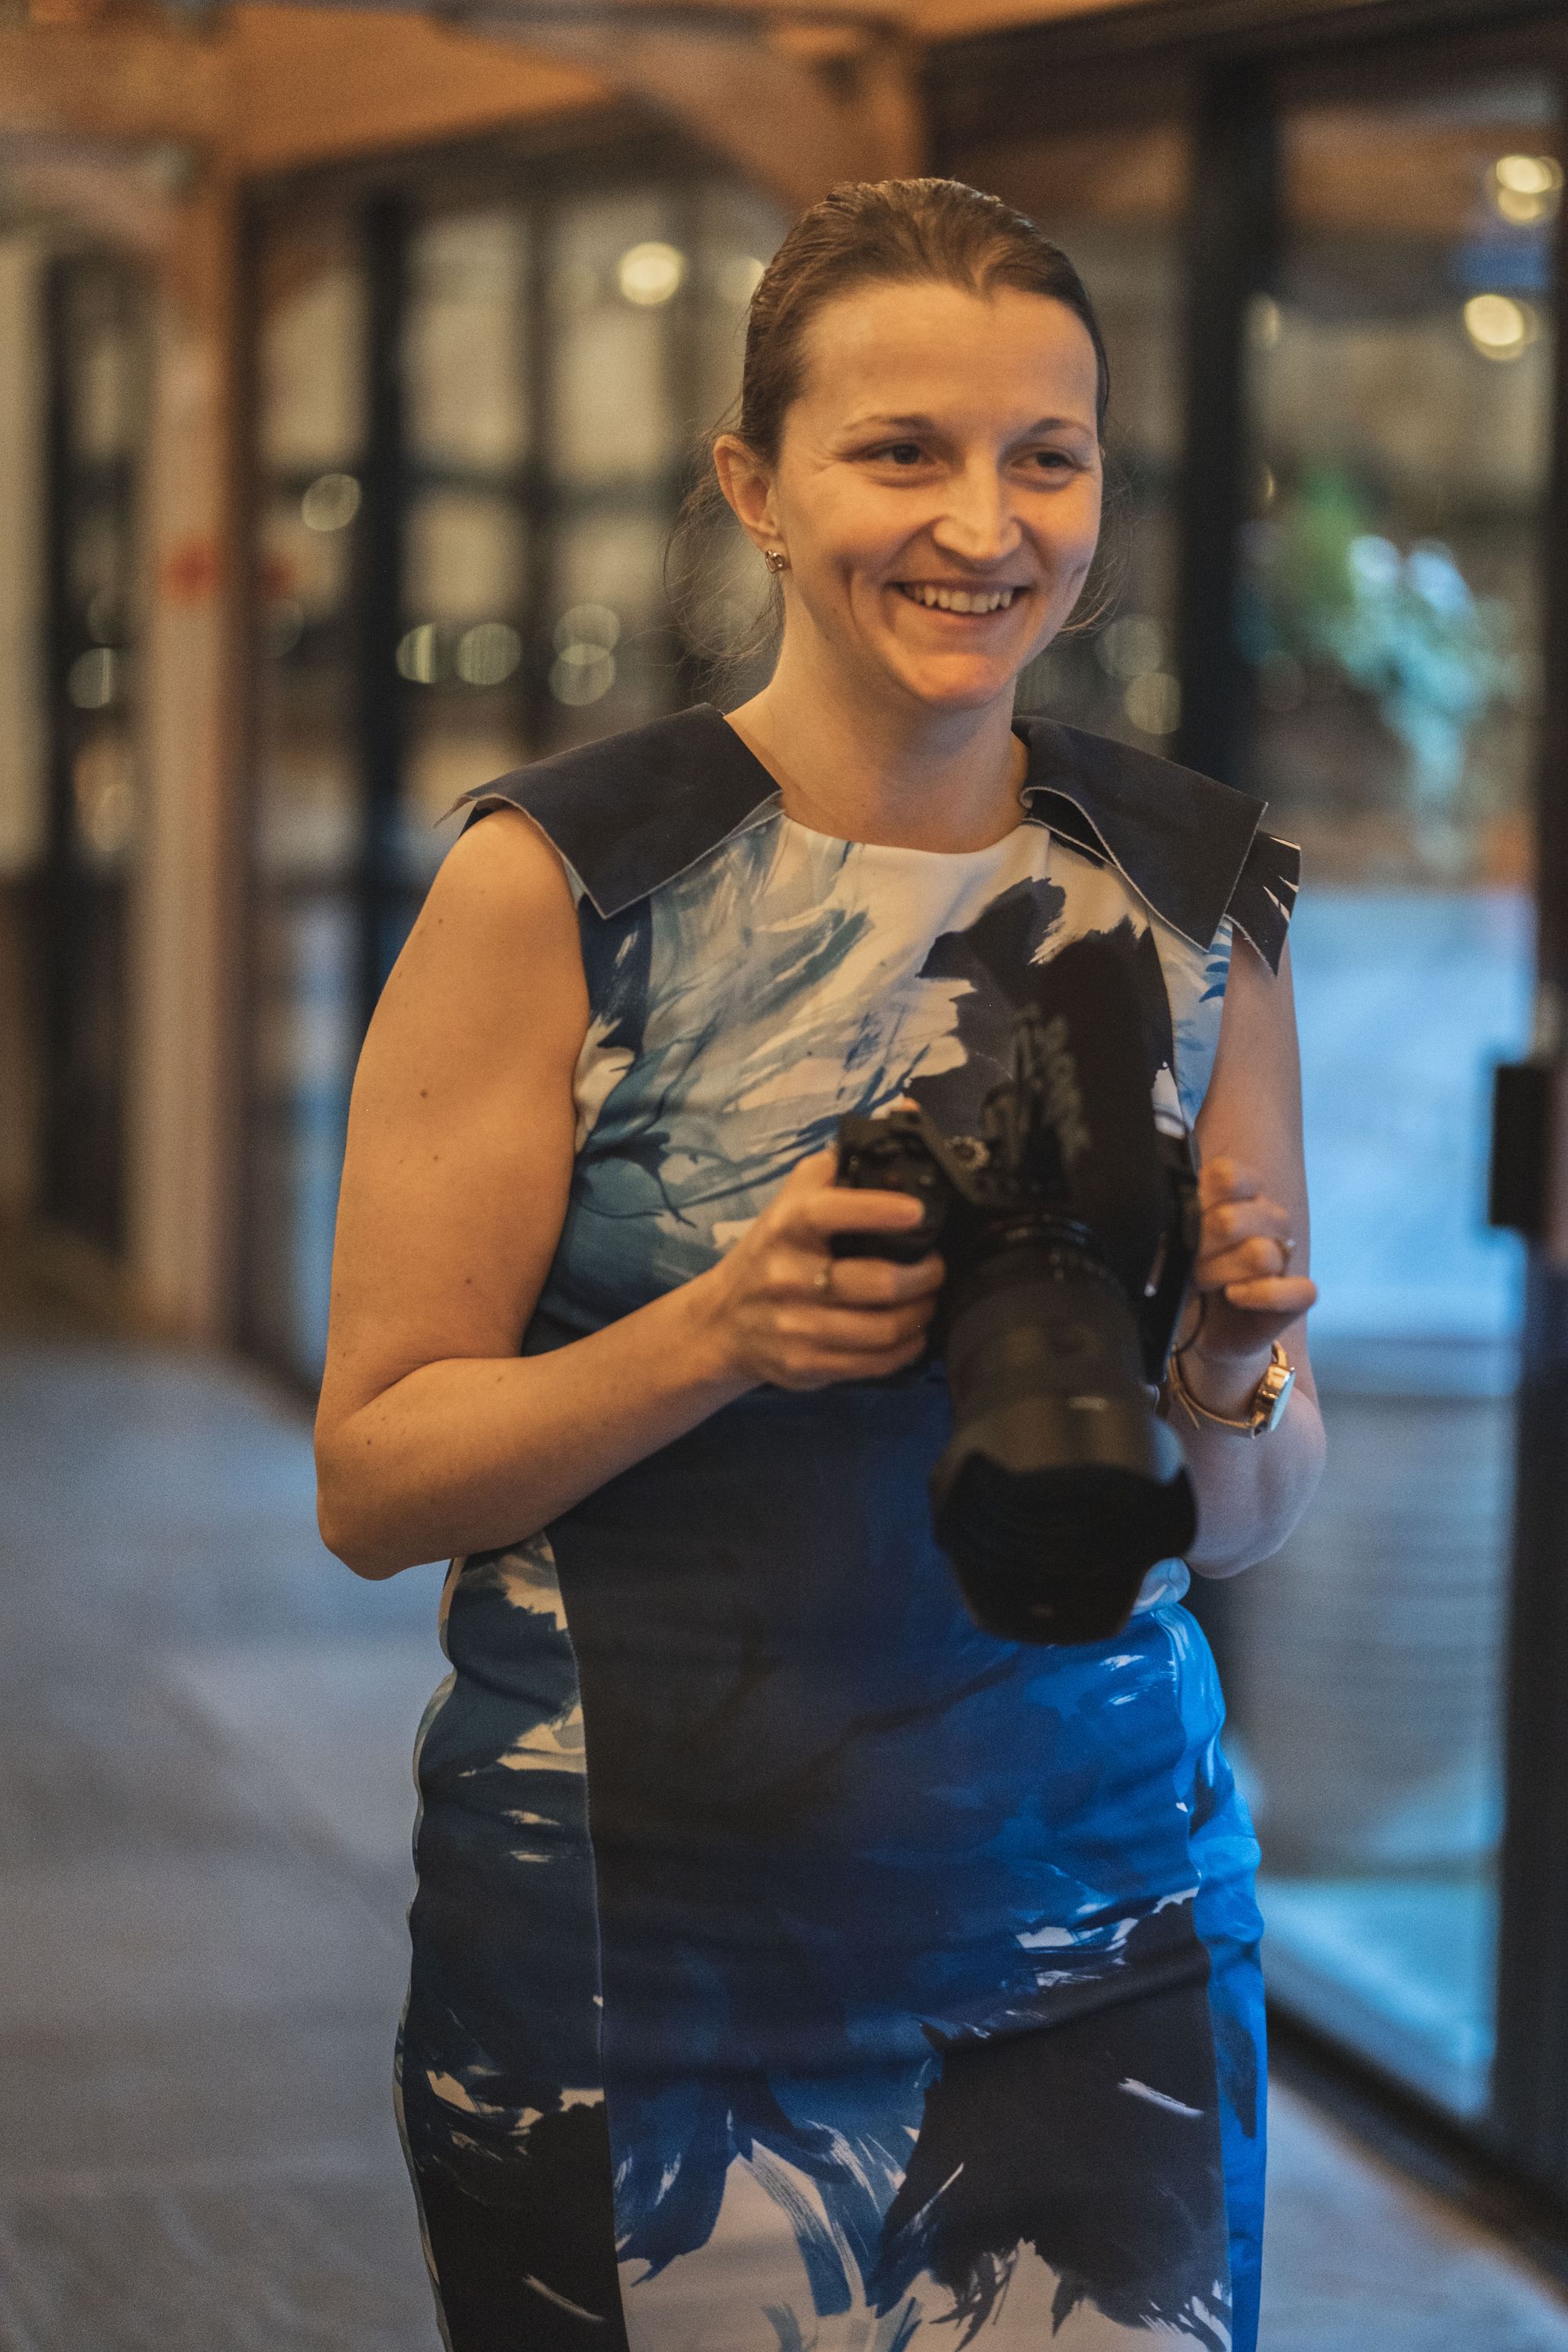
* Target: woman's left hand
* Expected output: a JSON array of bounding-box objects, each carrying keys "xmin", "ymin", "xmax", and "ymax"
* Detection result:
[{"xmin": 1181, "ymin": 1154, "xmax": 1318, "ymax": 1369}]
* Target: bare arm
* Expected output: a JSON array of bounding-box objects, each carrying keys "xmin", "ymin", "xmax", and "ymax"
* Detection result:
[
  {"xmin": 1172, "ymin": 933, "xmax": 1327, "ymax": 1577},
  {"xmin": 314, "ymin": 811, "xmax": 941, "ymax": 1580}
]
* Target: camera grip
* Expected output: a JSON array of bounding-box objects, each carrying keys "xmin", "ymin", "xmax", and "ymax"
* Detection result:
[{"xmin": 832, "ymin": 1114, "xmax": 946, "ymax": 1265}]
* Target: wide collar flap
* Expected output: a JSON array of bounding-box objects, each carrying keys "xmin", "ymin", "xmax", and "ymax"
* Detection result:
[{"xmin": 1016, "ymin": 717, "xmax": 1269, "ymax": 955}]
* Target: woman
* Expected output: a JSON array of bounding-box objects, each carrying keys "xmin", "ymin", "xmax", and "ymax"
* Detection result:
[{"xmin": 318, "ymin": 178, "xmax": 1324, "ymax": 2352}]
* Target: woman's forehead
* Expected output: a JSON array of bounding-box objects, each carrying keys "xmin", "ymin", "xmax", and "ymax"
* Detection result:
[{"xmin": 794, "ymin": 279, "xmax": 1100, "ymax": 430}]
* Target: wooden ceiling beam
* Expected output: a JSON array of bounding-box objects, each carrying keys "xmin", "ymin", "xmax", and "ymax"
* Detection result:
[
  {"xmin": 0, "ymin": 26, "xmax": 224, "ymax": 149},
  {"xmin": 459, "ymin": 12, "xmax": 922, "ymax": 204},
  {"xmin": 223, "ymin": 5, "xmax": 610, "ymax": 176}
]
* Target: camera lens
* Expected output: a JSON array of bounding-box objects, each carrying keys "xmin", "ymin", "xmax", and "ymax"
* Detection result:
[{"xmin": 930, "ymin": 1240, "xmax": 1196, "ymax": 1645}]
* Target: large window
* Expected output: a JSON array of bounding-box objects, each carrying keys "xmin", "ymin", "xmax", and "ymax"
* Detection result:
[
  {"xmin": 936, "ymin": 10, "xmax": 1568, "ymax": 2193},
  {"xmin": 243, "ymin": 152, "xmax": 786, "ymax": 1384},
  {"xmin": 1226, "ymin": 74, "xmax": 1557, "ymax": 2119}
]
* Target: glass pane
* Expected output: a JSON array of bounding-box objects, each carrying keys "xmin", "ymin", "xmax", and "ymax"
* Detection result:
[
  {"xmin": 400, "ymin": 208, "xmax": 535, "ymax": 879},
  {"xmin": 247, "ymin": 895, "xmax": 358, "ymax": 1381},
  {"xmin": 43, "ymin": 257, "xmax": 146, "ymax": 1254},
  {"xmin": 953, "ymin": 122, "xmax": 1189, "ymax": 746},
  {"xmin": 548, "ymin": 191, "xmax": 682, "ymax": 488},
  {"xmin": 399, "ymin": 488, "xmax": 528, "ymax": 877},
  {"xmin": 544, "ymin": 504, "xmax": 674, "ymax": 746},
  {"xmin": 255, "ymin": 489, "xmax": 361, "ymax": 882},
  {"xmin": 405, "ymin": 207, "xmax": 530, "ymax": 475},
  {"xmin": 1225, "ymin": 78, "xmax": 1556, "ymax": 2115},
  {"xmin": 691, "ymin": 182, "xmax": 787, "ymax": 427},
  {"xmin": 256, "ymin": 219, "xmax": 367, "ymax": 477},
  {"xmin": 61, "ymin": 263, "xmax": 145, "ymax": 882},
  {"xmin": 253, "ymin": 223, "xmax": 366, "ymax": 887},
  {"xmin": 405, "ymin": 487, "xmax": 525, "ymax": 622}
]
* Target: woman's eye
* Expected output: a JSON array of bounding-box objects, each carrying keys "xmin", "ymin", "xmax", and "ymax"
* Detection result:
[
  {"xmin": 874, "ymin": 442, "xmax": 926, "ymax": 467},
  {"xmin": 1025, "ymin": 448, "xmax": 1076, "ymax": 474}
]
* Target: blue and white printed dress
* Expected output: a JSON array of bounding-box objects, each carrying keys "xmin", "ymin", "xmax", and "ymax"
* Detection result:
[{"xmin": 397, "ymin": 705, "xmax": 1299, "ymax": 2352}]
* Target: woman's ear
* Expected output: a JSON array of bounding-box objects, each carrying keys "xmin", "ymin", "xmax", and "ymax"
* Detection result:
[{"xmin": 713, "ymin": 435, "xmax": 779, "ymax": 553}]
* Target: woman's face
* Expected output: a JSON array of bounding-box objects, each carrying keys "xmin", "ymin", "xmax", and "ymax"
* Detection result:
[{"xmin": 734, "ymin": 279, "xmax": 1104, "ymax": 717}]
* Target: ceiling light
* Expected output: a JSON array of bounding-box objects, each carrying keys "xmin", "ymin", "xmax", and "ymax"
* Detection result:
[
  {"xmin": 617, "ymin": 242, "xmax": 685, "ymax": 308},
  {"xmin": 456, "ymin": 622, "xmax": 522, "ymax": 687},
  {"xmin": 396, "ymin": 624, "xmax": 441, "ymax": 684},
  {"xmin": 300, "ymin": 472, "xmax": 361, "ymax": 532},
  {"xmin": 1491, "ymin": 154, "xmax": 1563, "ymax": 227},
  {"xmin": 554, "ymin": 603, "xmax": 620, "ymax": 654},
  {"xmin": 1123, "ymin": 672, "xmax": 1180, "ymax": 737},
  {"xmin": 1463, "ymin": 292, "xmax": 1537, "ymax": 361},
  {"xmin": 550, "ymin": 644, "xmax": 616, "ymax": 706},
  {"xmin": 1494, "ymin": 153, "xmax": 1562, "ymax": 197}
]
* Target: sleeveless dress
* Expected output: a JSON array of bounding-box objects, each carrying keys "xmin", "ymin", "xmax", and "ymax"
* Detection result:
[{"xmin": 397, "ymin": 705, "xmax": 1300, "ymax": 2352}]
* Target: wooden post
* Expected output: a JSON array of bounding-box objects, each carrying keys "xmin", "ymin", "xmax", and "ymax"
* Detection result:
[{"xmin": 127, "ymin": 172, "xmax": 245, "ymax": 1339}]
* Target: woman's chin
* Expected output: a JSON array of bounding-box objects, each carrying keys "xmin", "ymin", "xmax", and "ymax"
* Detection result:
[{"xmin": 885, "ymin": 653, "xmax": 1027, "ymax": 714}]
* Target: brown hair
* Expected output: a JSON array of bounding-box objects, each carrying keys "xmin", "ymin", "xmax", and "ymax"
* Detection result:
[{"xmin": 666, "ymin": 176, "xmax": 1113, "ymax": 696}]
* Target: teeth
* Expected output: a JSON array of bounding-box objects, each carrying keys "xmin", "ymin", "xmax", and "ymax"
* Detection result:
[{"xmin": 900, "ymin": 584, "xmax": 1017, "ymax": 613}]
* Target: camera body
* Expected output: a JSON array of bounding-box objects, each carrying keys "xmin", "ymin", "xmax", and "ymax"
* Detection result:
[{"xmin": 833, "ymin": 935, "xmax": 1200, "ymax": 1646}]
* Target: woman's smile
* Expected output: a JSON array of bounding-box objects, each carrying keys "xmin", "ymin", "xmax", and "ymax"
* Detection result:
[{"xmin": 892, "ymin": 581, "xmax": 1027, "ymax": 615}]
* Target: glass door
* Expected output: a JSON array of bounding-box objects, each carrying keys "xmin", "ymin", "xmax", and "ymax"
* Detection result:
[
  {"xmin": 1222, "ymin": 71, "xmax": 1559, "ymax": 2118},
  {"xmin": 42, "ymin": 255, "xmax": 146, "ymax": 1256},
  {"xmin": 246, "ymin": 215, "xmax": 368, "ymax": 1380}
]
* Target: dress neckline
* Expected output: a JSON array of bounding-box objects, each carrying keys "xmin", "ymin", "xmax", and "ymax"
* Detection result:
[{"xmin": 720, "ymin": 711, "xmax": 1035, "ymax": 863}]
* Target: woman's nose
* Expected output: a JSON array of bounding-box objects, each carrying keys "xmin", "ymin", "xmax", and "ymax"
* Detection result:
[{"xmin": 930, "ymin": 466, "xmax": 1021, "ymax": 564}]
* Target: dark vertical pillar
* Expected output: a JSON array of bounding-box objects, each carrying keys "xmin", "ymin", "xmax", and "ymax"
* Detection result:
[
  {"xmin": 1171, "ymin": 65, "xmax": 1279, "ymax": 789},
  {"xmin": 1491, "ymin": 102, "xmax": 1568, "ymax": 2189},
  {"xmin": 357, "ymin": 195, "xmax": 408, "ymax": 1032},
  {"xmin": 39, "ymin": 260, "xmax": 75, "ymax": 1225}
]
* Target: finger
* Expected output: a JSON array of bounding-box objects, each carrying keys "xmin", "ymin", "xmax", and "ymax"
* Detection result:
[
  {"xmin": 775, "ymin": 1334, "xmax": 930, "ymax": 1391},
  {"xmin": 1197, "ymin": 1156, "xmax": 1265, "ymax": 1212},
  {"xmin": 1196, "ymin": 1233, "xmax": 1301, "ymax": 1288},
  {"xmin": 1217, "ymin": 1274, "xmax": 1318, "ymax": 1316},
  {"xmin": 783, "ymin": 1298, "xmax": 937, "ymax": 1354},
  {"xmin": 1200, "ymin": 1195, "xmax": 1293, "ymax": 1253},
  {"xmin": 818, "ymin": 1250, "xmax": 945, "ymax": 1306},
  {"xmin": 775, "ymin": 1148, "xmax": 842, "ymax": 1199},
  {"xmin": 791, "ymin": 1186, "xmax": 930, "ymax": 1242}
]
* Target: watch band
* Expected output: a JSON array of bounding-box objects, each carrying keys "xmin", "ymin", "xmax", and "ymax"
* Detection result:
[{"xmin": 1167, "ymin": 1340, "xmax": 1296, "ymax": 1436}]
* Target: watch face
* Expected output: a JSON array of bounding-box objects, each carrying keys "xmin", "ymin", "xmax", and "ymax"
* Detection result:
[{"xmin": 1262, "ymin": 1365, "xmax": 1296, "ymax": 1433}]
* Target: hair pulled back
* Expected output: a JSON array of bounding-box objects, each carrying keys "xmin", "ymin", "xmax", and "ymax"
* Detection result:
[{"xmin": 666, "ymin": 176, "xmax": 1112, "ymax": 697}]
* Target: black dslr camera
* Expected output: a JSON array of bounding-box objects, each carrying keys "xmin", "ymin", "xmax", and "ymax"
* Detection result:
[{"xmin": 833, "ymin": 934, "xmax": 1200, "ymax": 1646}]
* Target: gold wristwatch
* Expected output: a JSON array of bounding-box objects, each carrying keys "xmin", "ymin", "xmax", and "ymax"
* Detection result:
[{"xmin": 1167, "ymin": 1341, "xmax": 1295, "ymax": 1436}]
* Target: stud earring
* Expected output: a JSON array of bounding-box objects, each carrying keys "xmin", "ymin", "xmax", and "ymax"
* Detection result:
[{"xmin": 763, "ymin": 548, "xmax": 789, "ymax": 575}]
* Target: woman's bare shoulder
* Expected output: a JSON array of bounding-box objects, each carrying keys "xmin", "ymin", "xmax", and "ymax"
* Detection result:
[
  {"xmin": 355, "ymin": 807, "xmax": 589, "ymax": 1112},
  {"xmin": 423, "ymin": 803, "xmax": 580, "ymax": 932}
]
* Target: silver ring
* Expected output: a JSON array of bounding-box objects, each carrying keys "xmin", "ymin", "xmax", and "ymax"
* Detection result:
[
  {"xmin": 1278, "ymin": 1236, "xmax": 1297, "ymax": 1272},
  {"xmin": 814, "ymin": 1262, "xmax": 834, "ymax": 1296}
]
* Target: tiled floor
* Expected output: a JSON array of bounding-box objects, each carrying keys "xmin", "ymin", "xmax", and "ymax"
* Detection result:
[{"xmin": 3, "ymin": 1338, "xmax": 1568, "ymax": 2350}]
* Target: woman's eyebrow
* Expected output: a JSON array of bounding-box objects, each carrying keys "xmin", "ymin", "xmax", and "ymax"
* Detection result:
[{"xmin": 844, "ymin": 411, "xmax": 1096, "ymax": 437}]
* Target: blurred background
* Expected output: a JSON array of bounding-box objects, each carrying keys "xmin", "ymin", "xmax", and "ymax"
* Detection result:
[{"xmin": 3, "ymin": 0, "xmax": 1568, "ymax": 2344}]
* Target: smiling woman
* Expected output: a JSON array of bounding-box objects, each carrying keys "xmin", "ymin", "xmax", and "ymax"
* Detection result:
[{"xmin": 316, "ymin": 176, "xmax": 1323, "ymax": 2352}]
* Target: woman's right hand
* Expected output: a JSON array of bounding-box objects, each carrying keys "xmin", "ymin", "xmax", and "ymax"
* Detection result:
[{"xmin": 695, "ymin": 1149, "xmax": 945, "ymax": 1392}]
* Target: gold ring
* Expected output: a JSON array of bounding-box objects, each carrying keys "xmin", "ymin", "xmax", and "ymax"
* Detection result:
[{"xmin": 815, "ymin": 1263, "xmax": 834, "ymax": 1295}]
